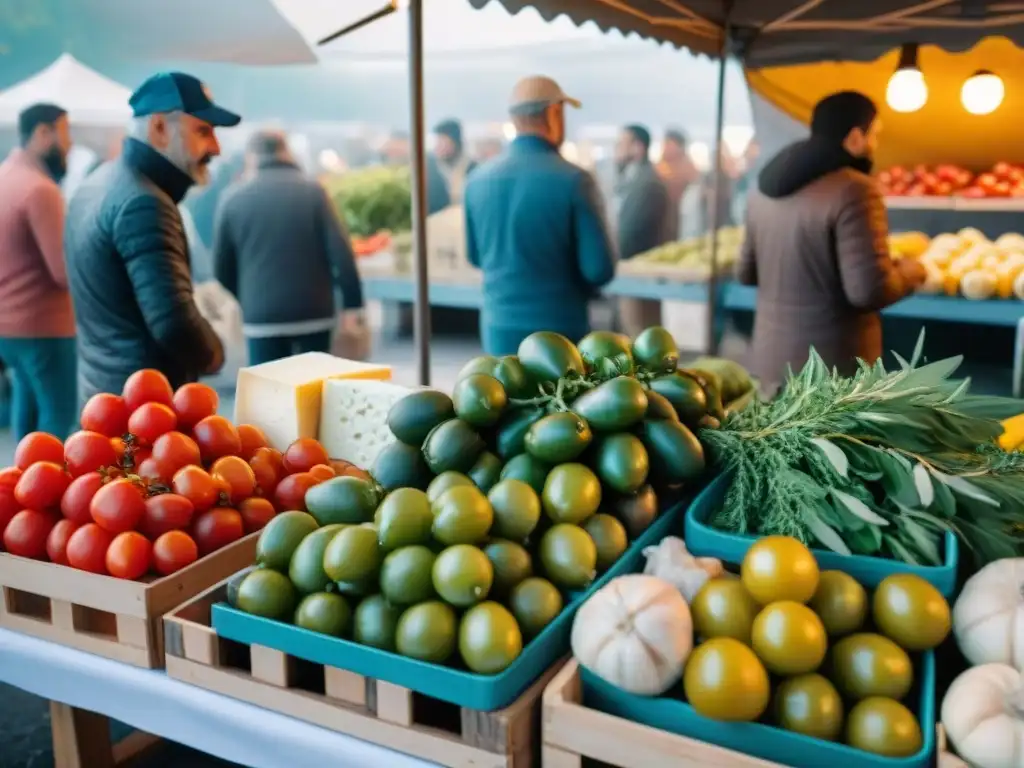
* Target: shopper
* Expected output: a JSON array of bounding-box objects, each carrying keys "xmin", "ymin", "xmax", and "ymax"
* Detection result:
[
  {"xmin": 738, "ymin": 90, "xmax": 926, "ymax": 394},
  {"xmin": 464, "ymin": 76, "xmax": 617, "ymax": 355},
  {"xmin": 614, "ymin": 124, "xmax": 671, "ymax": 336},
  {"xmin": 657, "ymin": 128, "xmax": 700, "ymax": 240},
  {"xmin": 213, "ymin": 130, "xmax": 365, "ymax": 365},
  {"xmin": 0, "ymin": 103, "xmax": 77, "ymax": 439},
  {"xmin": 65, "ymin": 72, "xmax": 232, "ymax": 403}
]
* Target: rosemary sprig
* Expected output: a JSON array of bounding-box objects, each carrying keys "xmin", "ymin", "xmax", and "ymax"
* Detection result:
[{"xmin": 700, "ymin": 333, "xmax": 1024, "ymax": 567}]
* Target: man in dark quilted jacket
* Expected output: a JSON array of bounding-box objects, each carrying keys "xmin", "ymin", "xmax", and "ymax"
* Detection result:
[{"xmin": 65, "ymin": 72, "xmax": 237, "ymax": 403}]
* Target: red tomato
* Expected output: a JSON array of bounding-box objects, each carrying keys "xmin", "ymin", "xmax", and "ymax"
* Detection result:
[
  {"xmin": 283, "ymin": 438, "xmax": 330, "ymax": 475},
  {"xmin": 210, "ymin": 456, "xmax": 257, "ymax": 504},
  {"xmin": 0, "ymin": 467, "xmax": 22, "ymax": 491},
  {"xmin": 308, "ymin": 463, "xmax": 336, "ymax": 482},
  {"xmin": 64, "ymin": 430, "xmax": 118, "ymax": 477},
  {"xmin": 137, "ymin": 456, "xmax": 177, "ymax": 484},
  {"xmin": 192, "ymin": 508, "xmax": 244, "ymax": 556},
  {"xmin": 238, "ymin": 497, "xmax": 276, "ymax": 534},
  {"xmin": 0, "ymin": 487, "xmax": 18, "ymax": 538},
  {"xmin": 128, "ymin": 402, "xmax": 178, "ymax": 445},
  {"xmin": 60, "ymin": 472, "xmax": 105, "ymax": 525},
  {"xmin": 0, "ymin": 467, "xmax": 22, "ymax": 535},
  {"xmin": 80, "ymin": 393, "xmax": 130, "ymax": 437},
  {"xmin": 250, "ymin": 447, "xmax": 284, "ymax": 495},
  {"xmin": 141, "ymin": 493, "xmax": 195, "ymax": 539},
  {"xmin": 125, "ymin": 445, "xmax": 152, "ymax": 471},
  {"xmin": 3, "ymin": 509, "xmax": 58, "ymax": 558},
  {"xmin": 46, "ymin": 519, "xmax": 81, "ymax": 565},
  {"xmin": 14, "ymin": 462, "xmax": 70, "ymax": 510},
  {"xmin": 272, "ymin": 472, "xmax": 318, "ymax": 512},
  {"xmin": 66, "ymin": 523, "xmax": 113, "ymax": 574},
  {"xmin": 152, "ymin": 530, "xmax": 198, "ymax": 576},
  {"xmin": 237, "ymin": 424, "xmax": 269, "ymax": 461},
  {"xmin": 123, "ymin": 369, "xmax": 174, "ymax": 412},
  {"xmin": 172, "ymin": 383, "xmax": 219, "ymax": 431},
  {"xmin": 106, "ymin": 532, "xmax": 152, "ymax": 580},
  {"xmin": 14, "ymin": 432, "xmax": 64, "ymax": 470},
  {"xmin": 171, "ymin": 466, "xmax": 220, "ymax": 512},
  {"xmin": 193, "ymin": 415, "xmax": 242, "ymax": 462},
  {"xmin": 89, "ymin": 478, "xmax": 146, "ymax": 534},
  {"xmin": 151, "ymin": 431, "xmax": 202, "ymax": 473}
]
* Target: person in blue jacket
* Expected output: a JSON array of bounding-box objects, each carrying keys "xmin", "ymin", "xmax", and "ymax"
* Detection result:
[{"xmin": 464, "ymin": 76, "xmax": 617, "ymax": 355}]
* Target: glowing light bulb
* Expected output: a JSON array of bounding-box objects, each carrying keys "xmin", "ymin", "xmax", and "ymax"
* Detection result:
[
  {"xmin": 961, "ymin": 70, "xmax": 1004, "ymax": 116},
  {"xmin": 886, "ymin": 68, "xmax": 928, "ymax": 113}
]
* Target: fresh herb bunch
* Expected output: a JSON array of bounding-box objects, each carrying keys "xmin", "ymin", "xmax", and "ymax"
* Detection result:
[{"xmin": 700, "ymin": 334, "xmax": 1024, "ymax": 567}]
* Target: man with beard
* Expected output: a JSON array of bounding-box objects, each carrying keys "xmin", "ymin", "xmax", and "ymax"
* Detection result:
[
  {"xmin": 464, "ymin": 76, "xmax": 616, "ymax": 354},
  {"xmin": 65, "ymin": 72, "xmax": 235, "ymax": 403},
  {"xmin": 0, "ymin": 104, "xmax": 77, "ymax": 438},
  {"xmin": 738, "ymin": 91, "xmax": 926, "ymax": 394},
  {"xmin": 614, "ymin": 124, "xmax": 671, "ymax": 336},
  {"xmin": 428, "ymin": 119, "xmax": 476, "ymax": 214}
]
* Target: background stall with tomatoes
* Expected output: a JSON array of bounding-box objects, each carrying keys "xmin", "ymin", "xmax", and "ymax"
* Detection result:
[{"xmin": 745, "ymin": 37, "xmax": 1024, "ymax": 391}]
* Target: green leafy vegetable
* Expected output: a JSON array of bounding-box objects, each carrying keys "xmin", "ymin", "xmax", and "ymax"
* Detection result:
[{"xmin": 701, "ymin": 334, "xmax": 1024, "ymax": 566}]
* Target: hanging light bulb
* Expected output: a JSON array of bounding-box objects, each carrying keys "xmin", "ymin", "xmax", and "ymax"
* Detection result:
[
  {"xmin": 961, "ymin": 70, "xmax": 1004, "ymax": 115},
  {"xmin": 886, "ymin": 43, "xmax": 928, "ymax": 113}
]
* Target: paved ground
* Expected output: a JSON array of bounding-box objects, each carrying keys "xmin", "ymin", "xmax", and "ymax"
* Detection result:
[{"xmin": 0, "ymin": 336, "xmax": 479, "ymax": 768}]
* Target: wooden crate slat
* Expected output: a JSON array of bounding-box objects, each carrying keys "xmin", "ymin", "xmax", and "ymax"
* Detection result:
[
  {"xmin": 163, "ymin": 572, "xmax": 559, "ymax": 768},
  {"xmin": 0, "ymin": 534, "xmax": 258, "ymax": 669}
]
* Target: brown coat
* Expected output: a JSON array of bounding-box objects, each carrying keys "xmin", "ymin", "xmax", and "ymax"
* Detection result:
[{"xmin": 737, "ymin": 167, "xmax": 913, "ymax": 394}]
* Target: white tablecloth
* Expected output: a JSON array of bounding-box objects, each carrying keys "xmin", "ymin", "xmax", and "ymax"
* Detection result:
[{"xmin": 0, "ymin": 628, "xmax": 438, "ymax": 768}]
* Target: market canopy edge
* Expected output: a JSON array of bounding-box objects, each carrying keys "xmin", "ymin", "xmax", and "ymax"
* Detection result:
[{"xmin": 468, "ymin": 0, "xmax": 1024, "ymax": 67}]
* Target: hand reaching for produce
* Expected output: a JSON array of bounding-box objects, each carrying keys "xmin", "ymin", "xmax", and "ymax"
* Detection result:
[{"xmin": 895, "ymin": 257, "xmax": 927, "ymax": 289}]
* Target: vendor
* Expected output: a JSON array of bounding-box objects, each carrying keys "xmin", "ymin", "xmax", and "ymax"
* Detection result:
[{"xmin": 737, "ymin": 90, "xmax": 926, "ymax": 394}]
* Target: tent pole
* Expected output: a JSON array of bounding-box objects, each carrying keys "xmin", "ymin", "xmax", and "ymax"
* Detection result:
[
  {"xmin": 407, "ymin": 0, "xmax": 431, "ymax": 386},
  {"xmin": 703, "ymin": 28, "xmax": 730, "ymax": 357}
]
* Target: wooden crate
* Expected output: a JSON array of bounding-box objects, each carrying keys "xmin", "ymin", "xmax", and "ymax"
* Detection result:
[
  {"xmin": 544, "ymin": 660, "xmax": 956, "ymax": 768},
  {"xmin": 0, "ymin": 533, "xmax": 256, "ymax": 669},
  {"xmin": 165, "ymin": 576, "xmax": 561, "ymax": 768}
]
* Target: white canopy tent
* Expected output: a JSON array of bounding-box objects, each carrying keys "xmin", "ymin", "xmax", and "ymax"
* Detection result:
[{"xmin": 0, "ymin": 54, "xmax": 132, "ymax": 126}]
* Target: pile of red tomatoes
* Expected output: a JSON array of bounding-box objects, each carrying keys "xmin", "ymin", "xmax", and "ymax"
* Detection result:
[{"xmin": 0, "ymin": 369, "xmax": 365, "ymax": 580}]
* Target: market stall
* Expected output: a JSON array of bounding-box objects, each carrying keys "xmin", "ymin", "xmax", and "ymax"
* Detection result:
[{"xmin": 2, "ymin": 320, "xmax": 1021, "ymax": 766}]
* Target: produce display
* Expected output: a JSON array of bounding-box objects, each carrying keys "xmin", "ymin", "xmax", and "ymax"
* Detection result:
[
  {"xmin": 701, "ymin": 336, "xmax": 1024, "ymax": 567},
  {"xmin": 890, "ymin": 228, "xmax": 1024, "ymax": 300},
  {"xmin": 620, "ymin": 227, "xmax": 744, "ymax": 277},
  {"xmin": 321, "ymin": 165, "xmax": 412, "ymax": 239},
  {"xmin": 0, "ymin": 369, "xmax": 363, "ymax": 580},
  {"xmin": 233, "ymin": 327, "xmax": 726, "ymax": 675},
  {"xmin": 879, "ymin": 161, "xmax": 1024, "ymax": 198},
  {"xmin": 574, "ymin": 536, "xmax": 952, "ymax": 759}
]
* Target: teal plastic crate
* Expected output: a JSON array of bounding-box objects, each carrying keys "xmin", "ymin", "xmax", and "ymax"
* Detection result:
[
  {"xmin": 684, "ymin": 473, "xmax": 959, "ymax": 597},
  {"xmin": 581, "ymin": 653, "xmax": 936, "ymax": 768},
  {"xmin": 211, "ymin": 488, "xmax": 694, "ymax": 712}
]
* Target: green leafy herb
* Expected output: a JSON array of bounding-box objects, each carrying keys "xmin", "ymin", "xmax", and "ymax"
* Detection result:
[{"xmin": 701, "ymin": 334, "xmax": 1024, "ymax": 566}]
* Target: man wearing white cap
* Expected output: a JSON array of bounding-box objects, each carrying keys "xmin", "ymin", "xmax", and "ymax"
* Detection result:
[{"xmin": 464, "ymin": 75, "xmax": 617, "ymax": 355}]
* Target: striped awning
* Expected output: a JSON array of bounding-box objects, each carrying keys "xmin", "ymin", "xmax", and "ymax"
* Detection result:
[{"xmin": 468, "ymin": 0, "xmax": 1024, "ymax": 67}]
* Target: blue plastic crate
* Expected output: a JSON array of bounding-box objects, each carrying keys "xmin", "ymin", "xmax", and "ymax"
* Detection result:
[
  {"xmin": 211, "ymin": 489, "xmax": 695, "ymax": 712},
  {"xmin": 684, "ymin": 474, "xmax": 959, "ymax": 597},
  {"xmin": 581, "ymin": 653, "xmax": 936, "ymax": 768}
]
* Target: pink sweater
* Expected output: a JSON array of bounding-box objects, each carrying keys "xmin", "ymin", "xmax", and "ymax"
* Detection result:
[{"xmin": 0, "ymin": 149, "xmax": 74, "ymax": 338}]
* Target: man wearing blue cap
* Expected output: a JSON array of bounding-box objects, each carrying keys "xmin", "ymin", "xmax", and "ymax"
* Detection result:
[{"xmin": 65, "ymin": 72, "xmax": 241, "ymax": 402}]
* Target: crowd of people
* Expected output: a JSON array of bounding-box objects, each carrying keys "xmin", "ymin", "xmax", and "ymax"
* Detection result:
[{"xmin": 0, "ymin": 66, "xmax": 919, "ymax": 445}]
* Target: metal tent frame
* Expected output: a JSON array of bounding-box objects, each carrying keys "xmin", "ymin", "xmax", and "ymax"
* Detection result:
[{"xmin": 326, "ymin": 0, "xmax": 1024, "ymax": 385}]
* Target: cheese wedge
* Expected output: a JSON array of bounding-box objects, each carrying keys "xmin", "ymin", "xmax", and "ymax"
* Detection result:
[
  {"xmin": 319, "ymin": 379, "xmax": 413, "ymax": 468},
  {"xmin": 234, "ymin": 353, "xmax": 391, "ymax": 451}
]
